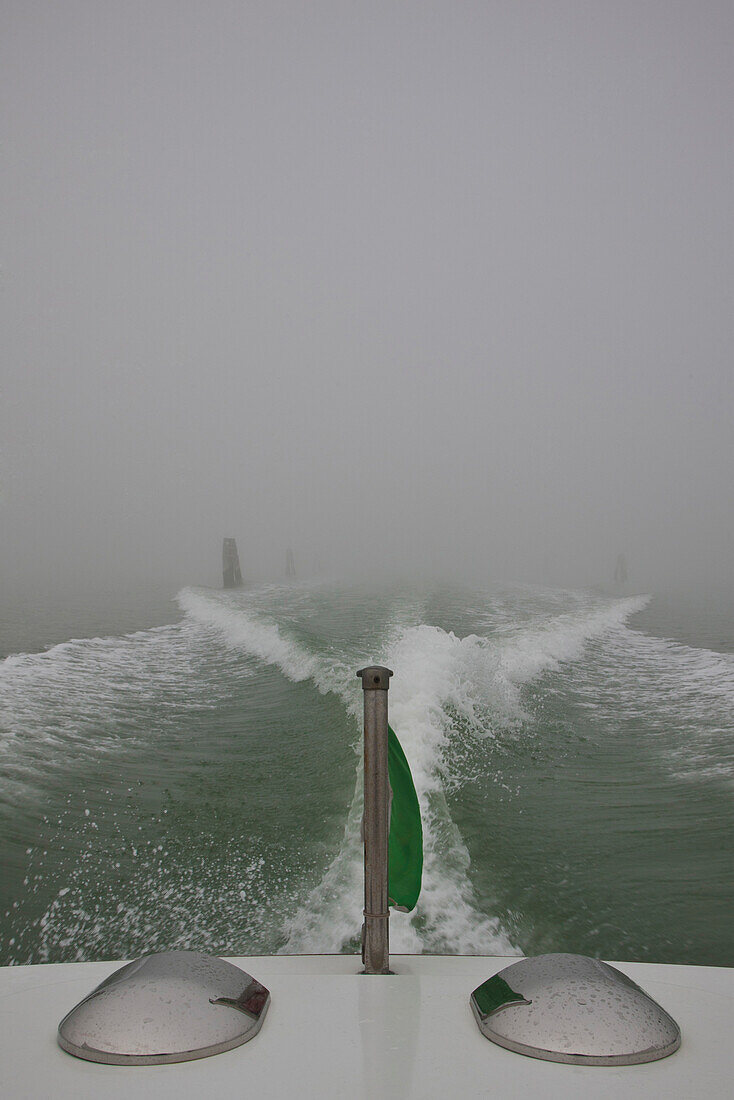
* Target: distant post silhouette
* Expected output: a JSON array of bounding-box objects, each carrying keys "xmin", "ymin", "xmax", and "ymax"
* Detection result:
[
  {"xmin": 613, "ymin": 553, "xmax": 628, "ymax": 587},
  {"xmin": 222, "ymin": 538, "xmax": 243, "ymax": 588},
  {"xmin": 285, "ymin": 548, "xmax": 296, "ymax": 579}
]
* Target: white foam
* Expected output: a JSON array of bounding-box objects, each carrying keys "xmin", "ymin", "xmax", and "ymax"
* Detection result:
[
  {"xmin": 177, "ymin": 588, "xmax": 355, "ymax": 706},
  {"xmin": 176, "ymin": 588, "xmax": 517, "ymax": 953},
  {"xmin": 565, "ymin": 620, "xmax": 734, "ymax": 787},
  {"xmin": 377, "ymin": 625, "xmax": 519, "ymax": 953},
  {"xmin": 181, "ymin": 586, "xmax": 658, "ymax": 955},
  {"xmin": 0, "ymin": 625, "xmax": 182, "ymax": 746},
  {"xmin": 0, "ymin": 615, "xmax": 250, "ymax": 801},
  {"xmin": 284, "ymin": 592, "xmax": 663, "ymax": 954},
  {"xmin": 496, "ymin": 594, "xmax": 651, "ymax": 687},
  {"xmin": 279, "ymin": 620, "xmax": 519, "ymax": 955},
  {"xmin": 14, "ymin": 582, "xmax": 719, "ymax": 963}
]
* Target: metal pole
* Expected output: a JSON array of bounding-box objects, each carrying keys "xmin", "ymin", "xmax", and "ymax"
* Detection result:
[{"xmin": 357, "ymin": 665, "xmax": 393, "ymax": 974}]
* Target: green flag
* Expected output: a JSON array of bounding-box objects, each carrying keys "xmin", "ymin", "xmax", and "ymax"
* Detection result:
[{"xmin": 387, "ymin": 725, "xmax": 423, "ymax": 912}]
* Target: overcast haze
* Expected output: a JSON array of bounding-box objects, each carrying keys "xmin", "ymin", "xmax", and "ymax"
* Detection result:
[{"xmin": 1, "ymin": 1, "xmax": 732, "ymax": 596}]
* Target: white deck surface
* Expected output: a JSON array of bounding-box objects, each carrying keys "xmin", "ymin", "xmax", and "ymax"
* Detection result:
[{"xmin": 1, "ymin": 954, "xmax": 732, "ymax": 1098}]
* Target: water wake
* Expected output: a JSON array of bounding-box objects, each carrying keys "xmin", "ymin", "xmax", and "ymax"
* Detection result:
[
  {"xmin": 176, "ymin": 586, "xmax": 652, "ymax": 954},
  {"xmin": 4, "ymin": 581, "xmax": 731, "ymax": 966}
]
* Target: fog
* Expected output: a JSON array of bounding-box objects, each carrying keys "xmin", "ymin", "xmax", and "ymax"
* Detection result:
[{"xmin": 2, "ymin": 1, "xmax": 732, "ymax": 598}]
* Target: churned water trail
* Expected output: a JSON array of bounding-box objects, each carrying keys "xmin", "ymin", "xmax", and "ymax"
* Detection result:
[{"xmin": 0, "ymin": 581, "xmax": 731, "ymax": 966}]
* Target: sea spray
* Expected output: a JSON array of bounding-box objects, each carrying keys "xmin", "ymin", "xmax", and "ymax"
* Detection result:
[{"xmin": 2, "ymin": 581, "xmax": 730, "ymax": 967}]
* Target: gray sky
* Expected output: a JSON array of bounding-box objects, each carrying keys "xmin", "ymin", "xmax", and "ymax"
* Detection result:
[{"xmin": 2, "ymin": 1, "xmax": 732, "ymax": 593}]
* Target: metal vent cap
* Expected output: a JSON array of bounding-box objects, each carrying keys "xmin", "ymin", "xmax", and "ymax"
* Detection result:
[
  {"xmin": 58, "ymin": 950, "xmax": 270, "ymax": 1065},
  {"xmin": 471, "ymin": 953, "xmax": 681, "ymax": 1066}
]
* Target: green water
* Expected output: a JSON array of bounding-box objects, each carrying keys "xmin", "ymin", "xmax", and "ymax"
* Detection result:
[{"xmin": 0, "ymin": 580, "xmax": 731, "ymax": 966}]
